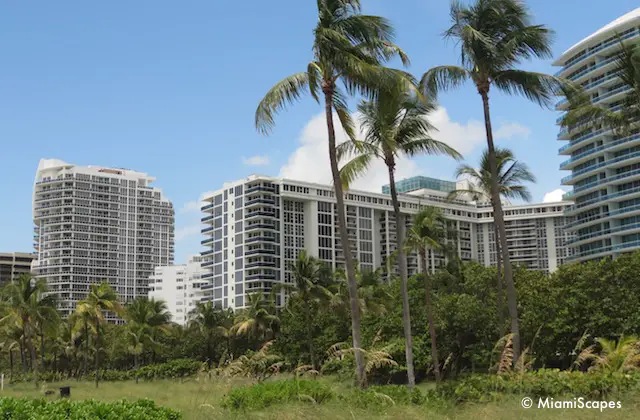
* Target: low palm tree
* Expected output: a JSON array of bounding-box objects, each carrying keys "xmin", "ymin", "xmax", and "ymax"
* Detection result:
[
  {"xmin": 338, "ymin": 79, "xmax": 461, "ymax": 388},
  {"xmin": 561, "ymin": 39, "xmax": 640, "ymax": 136},
  {"xmin": 575, "ymin": 336, "xmax": 640, "ymax": 373},
  {"xmin": 0, "ymin": 274, "xmax": 57, "ymax": 387},
  {"xmin": 277, "ymin": 250, "xmax": 332, "ymax": 369},
  {"xmin": 405, "ymin": 207, "xmax": 450, "ymax": 383},
  {"xmin": 422, "ymin": 0, "xmax": 562, "ymax": 361},
  {"xmin": 331, "ymin": 264, "xmax": 390, "ymax": 316},
  {"xmin": 75, "ymin": 281, "xmax": 122, "ymax": 388},
  {"xmin": 255, "ymin": 0, "xmax": 410, "ymax": 387},
  {"xmin": 231, "ymin": 293, "xmax": 280, "ymax": 345},
  {"xmin": 188, "ymin": 302, "xmax": 233, "ymax": 366},
  {"xmin": 125, "ymin": 297, "xmax": 171, "ymax": 364},
  {"xmin": 448, "ymin": 147, "xmax": 536, "ymax": 337}
]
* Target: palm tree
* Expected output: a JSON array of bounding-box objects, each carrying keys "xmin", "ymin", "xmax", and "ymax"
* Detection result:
[
  {"xmin": 405, "ymin": 207, "xmax": 450, "ymax": 383},
  {"xmin": 0, "ymin": 274, "xmax": 57, "ymax": 387},
  {"xmin": 75, "ymin": 281, "xmax": 122, "ymax": 388},
  {"xmin": 331, "ymin": 264, "xmax": 390, "ymax": 316},
  {"xmin": 575, "ymin": 336, "xmax": 640, "ymax": 373},
  {"xmin": 277, "ymin": 250, "xmax": 332, "ymax": 369},
  {"xmin": 421, "ymin": 0, "xmax": 561, "ymax": 361},
  {"xmin": 255, "ymin": 0, "xmax": 409, "ymax": 387},
  {"xmin": 188, "ymin": 302, "xmax": 233, "ymax": 366},
  {"xmin": 338, "ymin": 80, "xmax": 461, "ymax": 388},
  {"xmin": 448, "ymin": 147, "xmax": 536, "ymax": 337},
  {"xmin": 561, "ymin": 38, "xmax": 640, "ymax": 136},
  {"xmin": 231, "ymin": 293, "xmax": 280, "ymax": 344}
]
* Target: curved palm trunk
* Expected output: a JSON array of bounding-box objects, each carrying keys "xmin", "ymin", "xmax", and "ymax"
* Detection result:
[
  {"xmin": 24, "ymin": 321, "xmax": 39, "ymax": 388},
  {"xmin": 480, "ymin": 90, "xmax": 520, "ymax": 363},
  {"xmin": 494, "ymin": 223, "xmax": 505, "ymax": 338},
  {"xmin": 421, "ymin": 249, "xmax": 440, "ymax": 383},
  {"xmin": 323, "ymin": 85, "xmax": 366, "ymax": 388},
  {"xmin": 387, "ymin": 165, "xmax": 416, "ymax": 389}
]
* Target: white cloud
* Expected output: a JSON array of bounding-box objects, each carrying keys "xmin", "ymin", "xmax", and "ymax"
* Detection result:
[
  {"xmin": 279, "ymin": 113, "xmax": 420, "ymax": 192},
  {"xmin": 278, "ymin": 108, "xmax": 531, "ymax": 192},
  {"xmin": 427, "ymin": 107, "xmax": 531, "ymax": 155},
  {"xmin": 175, "ymin": 225, "xmax": 201, "ymax": 242},
  {"xmin": 543, "ymin": 189, "xmax": 567, "ymax": 203},
  {"xmin": 242, "ymin": 155, "xmax": 270, "ymax": 166},
  {"xmin": 179, "ymin": 191, "xmax": 218, "ymax": 214}
]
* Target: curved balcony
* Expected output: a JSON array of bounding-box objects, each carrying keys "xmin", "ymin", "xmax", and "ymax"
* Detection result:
[
  {"xmin": 559, "ymin": 128, "xmax": 610, "ymax": 155},
  {"xmin": 593, "ymin": 85, "xmax": 634, "ymax": 105},
  {"xmin": 560, "ymin": 132, "xmax": 640, "ymax": 170},
  {"xmin": 568, "ymin": 221, "xmax": 640, "ymax": 247},
  {"xmin": 568, "ymin": 238, "xmax": 640, "ymax": 261},
  {"xmin": 245, "ymin": 210, "xmax": 278, "ymax": 220},
  {"xmin": 562, "ymin": 150, "xmax": 640, "ymax": 185},
  {"xmin": 245, "ymin": 197, "xmax": 277, "ymax": 208},
  {"xmin": 245, "ymin": 222, "xmax": 277, "ymax": 232}
]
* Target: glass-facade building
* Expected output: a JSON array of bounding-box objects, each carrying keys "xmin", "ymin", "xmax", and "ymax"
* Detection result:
[
  {"xmin": 555, "ymin": 8, "xmax": 640, "ymax": 262},
  {"xmin": 382, "ymin": 176, "xmax": 456, "ymax": 195}
]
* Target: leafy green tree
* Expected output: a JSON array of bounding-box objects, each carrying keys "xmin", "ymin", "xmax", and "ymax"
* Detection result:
[
  {"xmin": 277, "ymin": 250, "xmax": 332, "ymax": 369},
  {"xmin": 75, "ymin": 281, "xmax": 123, "ymax": 388},
  {"xmin": 338, "ymin": 79, "xmax": 460, "ymax": 388},
  {"xmin": 255, "ymin": 0, "xmax": 409, "ymax": 387},
  {"xmin": 0, "ymin": 274, "xmax": 57, "ymax": 387},
  {"xmin": 422, "ymin": 0, "xmax": 560, "ymax": 361},
  {"xmin": 449, "ymin": 147, "xmax": 536, "ymax": 337},
  {"xmin": 405, "ymin": 207, "xmax": 449, "ymax": 382},
  {"xmin": 188, "ymin": 302, "xmax": 233, "ymax": 366}
]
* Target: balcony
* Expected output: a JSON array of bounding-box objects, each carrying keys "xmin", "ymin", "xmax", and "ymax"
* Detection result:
[
  {"xmin": 201, "ymin": 203, "xmax": 214, "ymax": 212},
  {"xmin": 559, "ymin": 132, "xmax": 640, "ymax": 169},
  {"xmin": 201, "ymin": 215, "xmax": 214, "ymax": 223},
  {"xmin": 558, "ymin": 128, "xmax": 609, "ymax": 154},
  {"xmin": 245, "ymin": 198, "xmax": 277, "ymax": 208},
  {"xmin": 593, "ymin": 85, "xmax": 634, "ymax": 104},
  {"xmin": 245, "ymin": 248, "xmax": 277, "ymax": 256},
  {"xmin": 562, "ymin": 151, "xmax": 640, "ymax": 184},
  {"xmin": 246, "ymin": 236, "xmax": 277, "ymax": 244},
  {"xmin": 245, "ymin": 261, "xmax": 277, "ymax": 269},
  {"xmin": 245, "ymin": 211, "xmax": 278, "ymax": 219},
  {"xmin": 245, "ymin": 185, "xmax": 277, "ymax": 195},
  {"xmin": 568, "ymin": 221, "xmax": 640, "ymax": 246}
]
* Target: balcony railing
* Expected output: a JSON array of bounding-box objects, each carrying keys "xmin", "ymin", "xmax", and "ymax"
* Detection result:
[
  {"xmin": 558, "ymin": 128, "xmax": 609, "ymax": 153},
  {"xmin": 560, "ymin": 132, "xmax": 640, "ymax": 168},
  {"xmin": 562, "ymin": 150, "xmax": 640, "ymax": 184}
]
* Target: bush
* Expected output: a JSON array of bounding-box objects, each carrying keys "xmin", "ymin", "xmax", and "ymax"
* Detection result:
[
  {"xmin": 221, "ymin": 379, "xmax": 334, "ymax": 410},
  {"xmin": 0, "ymin": 398, "xmax": 181, "ymax": 419},
  {"xmin": 436, "ymin": 370, "xmax": 640, "ymax": 403}
]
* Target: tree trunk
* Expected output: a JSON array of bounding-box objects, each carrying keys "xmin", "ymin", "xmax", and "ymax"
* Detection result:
[
  {"xmin": 323, "ymin": 85, "xmax": 366, "ymax": 388},
  {"xmin": 84, "ymin": 319, "xmax": 89, "ymax": 378},
  {"xmin": 387, "ymin": 163, "xmax": 415, "ymax": 389},
  {"xmin": 421, "ymin": 249, "xmax": 440, "ymax": 383},
  {"xmin": 494, "ymin": 223, "xmax": 505, "ymax": 338},
  {"xmin": 480, "ymin": 90, "xmax": 520, "ymax": 363},
  {"xmin": 135, "ymin": 353, "xmax": 139, "ymax": 384},
  {"xmin": 304, "ymin": 302, "xmax": 316, "ymax": 369},
  {"xmin": 25, "ymin": 322, "xmax": 39, "ymax": 388},
  {"xmin": 20, "ymin": 340, "xmax": 27, "ymax": 374},
  {"xmin": 9, "ymin": 349, "xmax": 14, "ymax": 381},
  {"xmin": 40, "ymin": 327, "xmax": 46, "ymax": 370},
  {"xmin": 95, "ymin": 323, "xmax": 100, "ymax": 388}
]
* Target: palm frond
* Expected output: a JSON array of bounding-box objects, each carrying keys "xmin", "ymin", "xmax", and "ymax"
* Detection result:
[
  {"xmin": 255, "ymin": 72, "xmax": 310, "ymax": 135},
  {"xmin": 420, "ymin": 65, "xmax": 469, "ymax": 99}
]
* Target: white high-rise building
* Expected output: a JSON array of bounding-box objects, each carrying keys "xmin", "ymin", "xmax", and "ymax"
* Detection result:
[
  {"xmin": 148, "ymin": 255, "xmax": 207, "ymax": 325},
  {"xmin": 32, "ymin": 158, "xmax": 175, "ymax": 318},
  {"xmin": 200, "ymin": 175, "xmax": 574, "ymax": 310},
  {"xmin": 555, "ymin": 9, "xmax": 640, "ymax": 262}
]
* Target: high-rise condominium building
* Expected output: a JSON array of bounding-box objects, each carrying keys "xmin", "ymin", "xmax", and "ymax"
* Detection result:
[
  {"xmin": 32, "ymin": 158, "xmax": 175, "ymax": 318},
  {"xmin": 0, "ymin": 252, "xmax": 35, "ymax": 286},
  {"xmin": 200, "ymin": 175, "xmax": 573, "ymax": 310},
  {"xmin": 148, "ymin": 256, "xmax": 207, "ymax": 325},
  {"xmin": 556, "ymin": 9, "xmax": 640, "ymax": 262}
]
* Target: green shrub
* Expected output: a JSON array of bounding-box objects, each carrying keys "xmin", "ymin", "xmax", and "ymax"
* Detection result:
[
  {"xmin": 0, "ymin": 397, "xmax": 181, "ymax": 419},
  {"xmin": 339, "ymin": 385, "xmax": 427, "ymax": 408},
  {"xmin": 436, "ymin": 369, "xmax": 640, "ymax": 403},
  {"xmin": 221, "ymin": 379, "xmax": 334, "ymax": 410}
]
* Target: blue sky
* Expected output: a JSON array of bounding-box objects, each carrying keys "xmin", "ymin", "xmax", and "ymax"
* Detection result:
[{"xmin": 1, "ymin": 0, "xmax": 637, "ymax": 263}]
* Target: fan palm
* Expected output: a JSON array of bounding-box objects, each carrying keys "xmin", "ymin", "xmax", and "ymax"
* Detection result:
[
  {"xmin": 561, "ymin": 38, "xmax": 640, "ymax": 136},
  {"xmin": 75, "ymin": 281, "xmax": 122, "ymax": 388},
  {"xmin": 231, "ymin": 293, "xmax": 280, "ymax": 344},
  {"xmin": 405, "ymin": 207, "xmax": 451, "ymax": 383},
  {"xmin": 338, "ymin": 79, "xmax": 461, "ymax": 388},
  {"xmin": 188, "ymin": 302, "xmax": 233, "ymax": 366},
  {"xmin": 255, "ymin": 0, "xmax": 410, "ymax": 387},
  {"xmin": 421, "ymin": 0, "xmax": 561, "ymax": 361},
  {"xmin": 0, "ymin": 274, "xmax": 58, "ymax": 387},
  {"xmin": 277, "ymin": 250, "xmax": 332, "ymax": 369},
  {"xmin": 448, "ymin": 147, "xmax": 535, "ymax": 337}
]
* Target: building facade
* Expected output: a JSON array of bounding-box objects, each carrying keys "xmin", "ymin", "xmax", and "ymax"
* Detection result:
[
  {"xmin": 555, "ymin": 9, "xmax": 640, "ymax": 262},
  {"xmin": 32, "ymin": 158, "xmax": 175, "ymax": 318},
  {"xmin": 200, "ymin": 175, "xmax": 573, "ymax": 310},
  {"xmin": 0, "ymin": 252, "xmax": 35, "ymax": 286},
  {"xmin": 148, "ymin": 256, "xmax": 206, "ymax": 325}
]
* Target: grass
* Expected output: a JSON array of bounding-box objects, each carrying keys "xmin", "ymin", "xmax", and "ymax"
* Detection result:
[{"xmin": 2, "ymin": 376, "xmax": 640, "ymax": 419}]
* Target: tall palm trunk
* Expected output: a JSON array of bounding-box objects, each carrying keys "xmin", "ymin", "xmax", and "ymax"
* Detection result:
[
  {"xmin": 134, "ymin": 353, "xmax": 139, "ymax": 384},
  {"xmin": 20, "ymin": 340, "xmax": 27, "ymax": 373},
  {"xmin": 421, "ymin": 249, "xmax": 440, "ymax": 383},
  {"xmin": 95, "ymin": 322, "xmax": 100, "ymax": 388},
  {"xmin": 494, "ymin": 223, "xmax": 505, "ymax": 338},
  {"xmin": 323, "ymin": 83, "xmax": 366, "ymax": 388},
  {"xmin": 304, "ymin": 301, "xmax": 316, "ymax": 369},
  {"xmin": 387, "ymin": 163, "xmax": 416, "ymax": 389},
  {"xmin": 25, "ymin": 321, "xmax": 39, "ymax": 388},
  {"xmin": 84, "ymin": 319, "xmax": 89, "ymax": 378},
  {"xmin": 9, "ymin": 349, "xmax": 14, "ymax": 381},
  {"xmin": 480, "ymin": 90, "xmax": 520, "ymax": 363}
]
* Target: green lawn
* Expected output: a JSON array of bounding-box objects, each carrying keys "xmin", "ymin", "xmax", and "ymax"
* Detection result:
[{"xmin": 2, "ymin": 377, "xmax": 639, "ymax": 419}]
